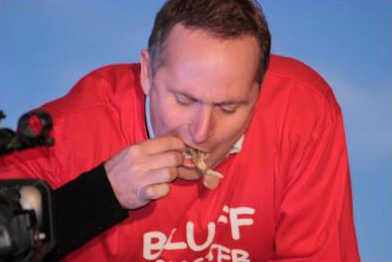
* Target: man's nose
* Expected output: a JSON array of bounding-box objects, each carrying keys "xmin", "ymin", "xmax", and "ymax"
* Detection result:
[{"xmin": 189, "ymin": 106, "xmax": 214, "ymax": 144}]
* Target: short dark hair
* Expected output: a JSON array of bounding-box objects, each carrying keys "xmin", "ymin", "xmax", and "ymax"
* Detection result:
[{"xmin": 148, "ymin": 0, "xmax": 271, "ymax": 84}]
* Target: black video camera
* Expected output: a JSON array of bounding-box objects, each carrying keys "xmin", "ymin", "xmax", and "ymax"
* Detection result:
[
  {"xmin": 0, "ymin": 110, "xmax": 55, "ymax": 262},
  {"xmin": 0, "ymin": 180, "xmax": 54, "ymax": 262}
]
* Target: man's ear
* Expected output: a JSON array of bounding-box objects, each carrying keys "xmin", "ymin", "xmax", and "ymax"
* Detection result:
[{"xmin": 140, "ymin": 49, "xmax": 152, "ymax": 95}]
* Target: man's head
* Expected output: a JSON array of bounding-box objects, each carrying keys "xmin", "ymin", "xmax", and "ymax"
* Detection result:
[
  {"xmin": 147, "ymin": 0, "xmax": 271, "ymax": 84},
  {"xmin": 140, "ymin": 0, "xmax": 271, "ymax": 173}
]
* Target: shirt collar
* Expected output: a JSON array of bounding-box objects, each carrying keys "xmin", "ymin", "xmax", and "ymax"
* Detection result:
[
  {"xmin": 145, "ymin": 96, "xmax": 156, "ymax": 139},
  {"xmin": 145, "ymin": 96, "xmax": 244, "ymax": 154}
]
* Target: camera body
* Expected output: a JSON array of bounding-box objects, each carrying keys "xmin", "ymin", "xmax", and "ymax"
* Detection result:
[
  {"xmin": 1, "ymin": 110, "xmax": 55, "ymax": 262},
  {"xmin": 0, "ymin": 180, "xmax": 55, "ymax": 262}
]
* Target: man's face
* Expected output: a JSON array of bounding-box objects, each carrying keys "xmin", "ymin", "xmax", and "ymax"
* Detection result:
[{"xmin": 141, "ymin": 24, "xmax": 260, "ymax": 172}]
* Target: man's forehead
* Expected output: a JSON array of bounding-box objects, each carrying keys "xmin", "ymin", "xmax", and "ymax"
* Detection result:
[{"xmin": 159, "ymin": 25, "xmax": 254, "ymax": 68}]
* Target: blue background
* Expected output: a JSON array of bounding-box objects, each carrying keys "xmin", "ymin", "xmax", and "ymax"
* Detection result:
[{"xmin": 1, "ymin": 1, "xmax": 391, "ymax": 261}]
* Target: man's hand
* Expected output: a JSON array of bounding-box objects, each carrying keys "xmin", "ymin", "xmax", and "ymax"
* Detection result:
[{"xmin": 104, "ymin": 135, "xmax": 186, "ymax": 210}]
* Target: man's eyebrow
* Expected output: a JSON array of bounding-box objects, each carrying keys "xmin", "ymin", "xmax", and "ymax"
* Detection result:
[
  {"xmin": 216, "ymin": 100, "xmax": 247, "ymax": 106},
  {"xmin": 168, "ymin": 87, "xmax": 248, "ymax": 105},
  {"xmin": 168, "ymin": 88, "xmax": 198, "ymax": 100}
]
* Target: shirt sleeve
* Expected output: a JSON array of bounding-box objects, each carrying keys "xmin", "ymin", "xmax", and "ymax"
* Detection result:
[
  {"xmin": 43, "ymin": 163, "xmax": 128, "ymax": 261},
  {"xmin": 270, "ymin": 88, "xmax": 360, "ymax": 261}
]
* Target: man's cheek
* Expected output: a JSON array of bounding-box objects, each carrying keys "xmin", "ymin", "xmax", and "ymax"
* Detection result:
[{"xmin": 161, "ymin": 116, "xmax": 187, "ymax": 136}]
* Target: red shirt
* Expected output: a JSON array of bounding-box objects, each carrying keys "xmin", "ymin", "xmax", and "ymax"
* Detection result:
[{"xmin": 2, "ymin": 55, "xmax": 360, "ymax": 261}]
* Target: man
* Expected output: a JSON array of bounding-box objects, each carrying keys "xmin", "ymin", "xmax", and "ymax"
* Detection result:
[{"xmin": 1, "ymin": 0, "xmax": 360, "ymax": 261}]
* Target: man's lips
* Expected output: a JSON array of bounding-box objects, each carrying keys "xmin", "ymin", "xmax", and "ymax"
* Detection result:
[
  {"xmin": 182, "ymin": 150, "xmax": 210, "ymax": 169},
  {"xmin": 183, "ymin": 156, "xmax": 196, "ymax": 168}
]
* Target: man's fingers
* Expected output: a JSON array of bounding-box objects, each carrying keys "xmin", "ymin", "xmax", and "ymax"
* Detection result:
[
  {"xmin": 147, "ymin": 151, "xmax": 184, "ymax": 169},
  {"xmin": 177, "ymin": 166, "xmax": 202, "ymax": 180},
  {"xmin": 104, "ymin": 133, "xmax": 187, "ymax": 210},
  {"xmin": 139, "ymin": 183, "xmax": 170, "ymax": 201},
  {"xmin": 134, "ymin": 135, "xmax": 186, "ymax": 155},
  {"xmin": 138, "ymin": 167, "xmax": 178, "ymax": 202},
  {"xmin": 146, "ymin": 166, "xmax": 178, "ymax": 184}
]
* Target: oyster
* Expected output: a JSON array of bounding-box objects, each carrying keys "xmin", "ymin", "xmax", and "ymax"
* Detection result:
[{"xmin": 185, "ymin": 147, "xmax": 223, "ymax": 189}]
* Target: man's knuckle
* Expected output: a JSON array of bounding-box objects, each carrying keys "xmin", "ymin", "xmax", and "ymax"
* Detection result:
[
  {"xmin": 129, "ymin": 144, "xmax": 141, "ymax": 156},
  {"xmin": 167, "ymin": 152, "xmax": 181, "ymax": 165},
  {"xmin": 168, "ymin": 153, "xmax": 177, "ymax": 165}
]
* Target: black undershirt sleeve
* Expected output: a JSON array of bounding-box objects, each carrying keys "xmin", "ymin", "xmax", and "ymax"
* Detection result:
[{"xmin": 44, "ymin": 163, "xmax": 129, "ymax": 261}]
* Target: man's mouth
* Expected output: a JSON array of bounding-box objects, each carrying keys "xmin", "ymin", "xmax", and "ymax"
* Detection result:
[
  {"xmin": 183, "ymin": 146, "xmax": 223, "ymax": 189},
  {"xmin": 183, "ymin": 147, "xmax": 207, "ymax": 168},
  {"xmin": 183, "ymin": 155, "xmax": 196, "ymax": 168}
]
